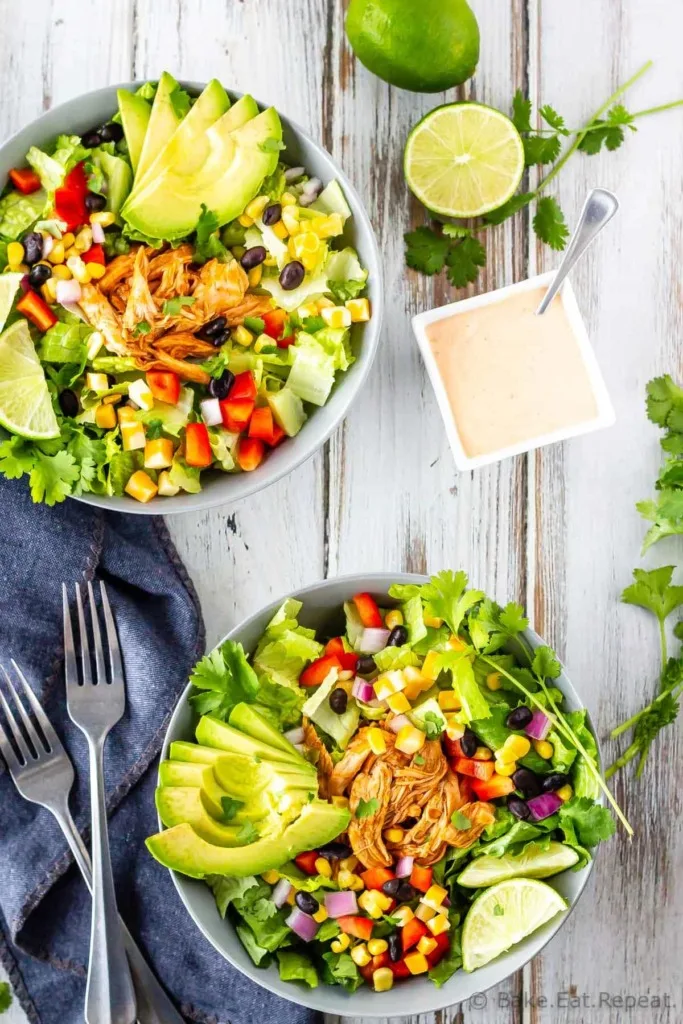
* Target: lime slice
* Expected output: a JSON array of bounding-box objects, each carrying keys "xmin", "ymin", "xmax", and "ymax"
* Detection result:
[
  {"xmin": 404, "ymin": 102, "xmax": 525, "ymax": 217},
  {"xmin": 462, "ymin": 878, "xmax": 567, "ymax": 972},
  {"xmin": 0, "ymin": 273, "xmax": 23, "ymax": 333},
  {"xmin": 458, "ymin": 842, "xmax": 579, "ymax": 888},
  {"xmin": 0, "ymin": 320, "xmax": 60, "ymax": 439}
]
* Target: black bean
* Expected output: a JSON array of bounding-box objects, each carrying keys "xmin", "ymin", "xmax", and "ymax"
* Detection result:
[
  {"xmin": 201, "ymin": 316, "xmax": 228, "ymax": 339},
  {"xmin": 508, "ymin": 796, "xmax": 531, "ymax": 820},
  {"xmin": 506, "ymin": 705, "xmax": 533, "ymax": 731},
  {"xmin": 22, "ymin": 232, "xmax": 43, "ymax": 266},
  {"xmin": 386, "ymin": 625, "xmax": 408, "ymax": 648},
  {"xmin": 208, "ymin": 370, "xmax": 235, "ymax": 400},
  {"xmin": 511, "ymin": 767, "xmax": 542, "ymax": 799},
  {"xmin": 388, "ymin": 933, "xmax": 402, "ymax": 962},
  {"xmin": 356, "ymin": 655, "xmax": 376, "ymax": 676},
  {"xmin": 210, "ymin": 329, "xmax": 231, "ymax": 348},
  {"xmin": 294, "ymin": 891, "xmax": 319, "ymax": 915},
  {"xmin": 81, "ymin": 131, "xmax": 102, "ymax": 149},
  {"xmin": 28, "ymin": 263, "xmax": 51, "ymax": 288},
  {"xmin": 85, "ymin": 192, "xmax": 107, "ymax": 212},
  {"xmin": 279, "ymin": 260, "xmax": 304, "ymax": 291},
  {"xmin": 381, "ymin": 877, "xmax": 401, "ymax": 898},
  {"xmin": 396, "ymin": 881, "xmax": 417, "ymax": 903},
  {"xmin": 460, "ymin": 728, "xmax": 478, "ymax": 758},
  {"xmin": 240, "ymin": 246, "xmax": 267, "ymax": 271},
  {"xmin": 98, "ymin": 122, "xmax": 124, "ymax": 143},
  {"xmin": 541, "ymin": 772, "xmax": 570, "ymax": 793},
  {"xmin": 58, "ymin": 389, "xmax": 79, "ymax": 417},
  {"xmin": 318, "ymin": 841, "xmax": 351, "ymax": 860},
  {"xmin": 401, "ymin": 817, "xmax": 419, "ymax": 829},
  {"xmin": 262, "ymin": 202, "xmax": 282, "ymax": 226},
  {"xmin": 329, "ymin": 687, "xmax": 348, "ymax": 715}
]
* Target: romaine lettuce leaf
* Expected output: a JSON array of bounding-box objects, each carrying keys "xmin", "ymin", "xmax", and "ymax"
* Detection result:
[
  {"xmin": 236, "ymin": 922, "xmax": 271, "ymax": 966},
  {"xmin": 263, "ymin": 598, "xmax": 304, "ymax": 636},
  {"xmin": 277, "ymin": 950, "xmax": 318, "ymax": 988},
  {"xmin": 26, "ymin": 135, "xmax": 88, "ymax": 192},
  {"xmin": 321, "ymin": 951, "xmax": 363, "ymax": 992},
  {"xmin": 286, "ymin": 340, "xmax": 337, "ymax": 407},
  {"xmin": 168, "ymin": 457, "xmax": 202, "ymax": 493},
  {"xmin": 402, "ymin": 594, "xmax": 428, "ymax": 646},
  {"xmin": 0, "ymin": 189, "xmax": 47, "ymax": 240},
  {"xmin": 302, "ymin": 674, "xmax": 360, "ymax": 749},
  {"xmin": 427, "ymin": 916, "xmax": 462, "ymax": 987},
  {"xmin": 373, "ymin": 644, "xmax": 420, "ymax": 673},
  {"xmin": 253, "ymin": 628, "xmax": 323, "ymax": 688},
  {"xmin": 208, "ymin": 874, "xmax": 260, "ymax": 917},
  {"xmin": 39, "ymin": 322, "xmax": 91, "ymax": 366},
  {"xmin": 435, "ymin": 649, "xmax": 491, "ymax": 721}
]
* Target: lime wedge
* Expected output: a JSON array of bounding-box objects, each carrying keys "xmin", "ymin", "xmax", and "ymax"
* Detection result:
[
  {"xmin": 458, "ymin": 842, "xmax": 579, "ymax": 888},
  {"xmin": 0, "ymin": 320, "xmax": 60, "ymax": 439},
  {"xmin": 462, "ymin": 878, "xmax": 567, "ymax": 972},
  {"xmin": 404, "ymin": 102, "xmax": 525, "ymax": 217},
  {"xmin": 0, "ymin": 273, "xmax": 24, "ymax": 333}
]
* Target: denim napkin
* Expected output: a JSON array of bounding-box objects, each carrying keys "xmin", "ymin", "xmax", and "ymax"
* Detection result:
[{"xmin": 0, "ymin": 475, "xmax": 318, "ymax": 1024}]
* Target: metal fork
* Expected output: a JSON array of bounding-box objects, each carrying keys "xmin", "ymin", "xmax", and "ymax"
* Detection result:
[
  {"xmin": 0, "ymin": 660, "xmax": 184, "ymax": 1024},
  {"xmin": 64, "ymin": 581, "xmax": 136, "ymax": 1024}
]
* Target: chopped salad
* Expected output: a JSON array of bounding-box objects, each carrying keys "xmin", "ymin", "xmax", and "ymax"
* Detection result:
[
  {"xmin": 0, "ymin": 73, "xmax": 370, "ymax": 505},
  {"xmin": 147, "ymin": 571, "xmax": 619, "ymax": 993}
]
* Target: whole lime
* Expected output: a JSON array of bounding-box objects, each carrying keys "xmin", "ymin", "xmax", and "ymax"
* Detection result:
[{"xmin": 345, "ymin": 0, "xmax": 480, "ymax": 93}]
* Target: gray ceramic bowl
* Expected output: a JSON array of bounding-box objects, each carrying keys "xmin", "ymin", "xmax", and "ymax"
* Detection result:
[
  {"xmin": 159, "ymin": 573, "xmax": 598, "ymax": 1016},
  {"xmin": 0, "ymin": 83, "xmax": 383, "ymax": 515}
]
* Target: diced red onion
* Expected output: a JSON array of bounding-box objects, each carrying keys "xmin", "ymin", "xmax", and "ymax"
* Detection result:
[
  {"xmin": 525, "ymin": 709, "xmax": 551, "ymax": 741},
  {"xmin": 352, "ymin": 677, "xmax": 375, "ymax": 703},
  {"xmin": 200, "ymin": 397, "xmax": 223, "ymax": 426},
  {"xmin": 395, "ymin": 855, "xmax": 414, "ymax": 878},
  {"xmin": 41, "ymin": 235, "xmax": 54, "ymax": 259},
  {"xmin": 325, "ymin": 890, "xmax": 358, "ymax": 918},
  {"xmin": 285, "ymin": 906, "xmax": 319, "ymax": 942},
  {"xmin": 294, "ymin": 743, "xmax": 306, "ymax": 753},
  {"xmin": 91, "ymin": 221, "xmax": 106, "ymax": 244},
  {"xmin": 56, "ymin": 279, "xmax": 82, "ymax": 304},
  {"xmin": 284, "ymin": 166, "xmax": 305, "ymax": 182},
  {"xmin": 388, "ymin": 714, "xmax": 411, "ymax": 734},
  {"xmin": 19, "ymin": 275, "xmax": 30, "ymax": 293},
  {"xmin": 284, "ymin": 726, "xmax": 305, "ymax": 745},
  {"xmin": 272, "ymin": 878, "xmax": 293, "ymax": 908},
  {"xmin": 358, "ymin": 628, "xmax": 390, "ymax": 654},
  {"xmin": 303, "ymin": 176, "xmax": 322, "ymax": 196},
  {"xmin": 527, "ymin": 792, "xmax": 563, "ymax": 821}
]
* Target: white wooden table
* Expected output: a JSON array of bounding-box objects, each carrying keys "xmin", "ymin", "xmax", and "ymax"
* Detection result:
[{"xmin": 1, "ymin": 1, "xmax": 682, "ymax": 1022}]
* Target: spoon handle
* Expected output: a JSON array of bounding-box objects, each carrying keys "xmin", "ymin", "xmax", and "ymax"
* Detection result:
[{"xmin": 536, "ymin": 187, "xmax": 619, "ymax": 315}]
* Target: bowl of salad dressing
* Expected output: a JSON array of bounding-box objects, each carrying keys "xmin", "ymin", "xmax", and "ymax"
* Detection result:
[{"xmin": 412, "ymin": 272, "xmax": 614, "ymax": 471}]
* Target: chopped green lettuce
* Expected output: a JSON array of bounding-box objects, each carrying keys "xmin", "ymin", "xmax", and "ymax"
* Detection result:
[
  {"xmin": 0, "ymin": 188, "xmax": 47, "ymax": 239},
  {"xmin": 302, "ymin": 674, "xmax": 360, "ymax": 750},
  {"xmin": 373, "ymin": 644, "xmax": 420, "ymax": 672},
  {"xmin": 168, "ymin": 457, "xmax": 202, "ymax": 493},
  {"xmin": 321, "ymin": 951, "xmax": 363, "ymax": 992},
  {"xmin": 26, "ymin": 134, "xmax": 88, "ymax": 192},
  {"xmin": 286, "ymin": 338, "xmax": 337, "ymax": 407},
  {"xmin": 277, "ymin": 950, "xmax": 319, "ymax": 988},
  {"xmin": 253, "ymin": 628, "xmax": 323, "ymax": 688},
  {"xmin": 135, "ymin": 385, "xmax": 193, "ymax": 437},
  {"xmin": 236, "ymin": 923, "xmax": 272, "ymax": 966},
  {"xmin": 208, "ymin": 874, "xmax": 260, "ymax": 917},
  {"xmin": 38, "ymin": 321, "xmax": 91, "ymax": 366}
]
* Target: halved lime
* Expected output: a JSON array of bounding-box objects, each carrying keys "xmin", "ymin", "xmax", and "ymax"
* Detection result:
[
  {"xmin": 458, "ymin": 842, "xmax": 579, "ymax": 888},
  {"xmin": 0, "ymin": 320, "xmax": 60, "ymax": 439},
  {"xmin": 0, "ymin": 273, "xmax": 23, "ymax": 333},
  {"xmin": 462, "ymin": 878, "xmax": 567, "ymax": 972},
  {"xmin": 404, "ymin": 102, "xmax": 525, "ymax": 217}
]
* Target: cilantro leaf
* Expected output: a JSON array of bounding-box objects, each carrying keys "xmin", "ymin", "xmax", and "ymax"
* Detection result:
[
  {"xmin": 302, "ymin": 315, "xmax": 326, "ymax": 333},
  {"xmin": 0, "ymin": 982, "xmax": 12, "ymax": 1013},
  {"xmin": 445, "ymin": 236, "xmax": 487, "ymax": 288},
  {"xmin": 523, "ymin": 133, "xmax": 562, "ymax": 166},
  {"xmin": 188, "ymin": 639, "xmax": 260, "ymax": 720},
  {"xmin": 532, "ymin": 196, "xmax": 569, "ymax": 250},
  {"xmin": 451, "ymin": 810, "xmax": 471, "ymax": 830},
  {"xmin": 442, "ymin": 224, "xmax": 472, "ymax": 239},
  {"xmin": 162, "ymin": 295, "xmax": 196, "ymax": 316},
  {"xmin": 413, "ymin": 753, "xmax": 426, "ymax": 766},
  {"xmin": 558, "ymin": 797, "xmax": 615, "ymax": 848},
  {"xmin": 420, "ymin": 569, "xmax": 484, "ymax": 635},
  {"xmin": 423, "ymin": 710, "xmax": 445, "ymax": 740},
  {"xmin": 646, "ymin": 375, "xmax": 683, "ymax": 427},
  {"xmin": 511, "ymin": 90, "xmax": 532, "ymax": 133},
  {"xmin": 622, "ymin": 566, "xmax": 683, "ymax": 627},
  {"xmin": 0, "ymin": 435, "xmax": 37, "ymax": 479},
  {"xmin": 532, "ymin": 645, "xmax": 562, "ymax": 681},
  {"xmin": 539, "ymin": 105, "xmax": 569, "ymax": 134},
  {"xmin": 145, "ymin": 419, "xmax": 164, "ymax": 440},
  {"xmin": 484, "ymin": 192, "xmax": 535, "ymax": 226},
  {"xmin": 193, "ymin": 204, "xmax": 229, "ymax": 264},
  {"xmin": 220, "ymin": 796, "xmax": 245, "ymax": 823},
  {"xmin": 355, "ymin": 797, "xmax": 379, "ymax": 819},
  {"xmin": 468, "ymin": 598, "xmax": 529, "ymax": 653},
  {"xmin": 404, "ymin": 226, "xmax": 450, "ymax": 275},
  {"xmin": 133, "ymin": 321, "xmax": 151, "ymax": 337},
  {"xmin": 435, "ymin": 649, "xmax": 491, "ymax": 722},
  {"xmin": 29, "ymin": 451, "xmax": 79, "ymax": 505},
  {"xmin": 578, "ymin": 107, "xmax": 635, "ymax": 155}
]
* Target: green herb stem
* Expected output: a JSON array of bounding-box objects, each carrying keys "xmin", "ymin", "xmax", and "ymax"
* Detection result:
[
  {"xmin": 659, "ymin": 617, "xmax": 668, "ymax": 670},
  {"xmin": 610, "ymin": 679, "xmax": 683, "ymax": 739}
]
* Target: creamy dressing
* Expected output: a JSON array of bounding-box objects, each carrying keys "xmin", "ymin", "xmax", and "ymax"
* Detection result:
[{"xmin": 426, "ymin": 287, "xmax": 599, "ymax": 458}]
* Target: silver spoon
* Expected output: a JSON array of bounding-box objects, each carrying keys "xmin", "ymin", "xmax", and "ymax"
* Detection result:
[{"xmin": 536, "ymin": 187, "xmax": 619, "ymax": 315}]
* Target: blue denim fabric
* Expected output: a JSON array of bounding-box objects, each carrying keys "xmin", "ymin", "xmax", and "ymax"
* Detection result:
[{"xmin": 0, "ymin": 476, "xmax": 319, "ymax": 1024}]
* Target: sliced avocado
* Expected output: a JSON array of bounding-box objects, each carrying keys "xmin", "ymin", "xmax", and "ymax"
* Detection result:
[
  {"xmin": 196, "ymin": 714, "xmax": 305, "ymax": 767},
  {"xmin": 221, "ymin": 93, "xmax": 259, "ymax": 131},
  {"xmin": 310, "ymin": 180, "xmax": 352, "ymax": 222},
  {"xmin": 267, "ymin": 387, "xmax": 306, "ymax": 437},
  {"xmin": 123, "ymin": 106, "xmax": 282, "ymax": 241},
  {"xmin": 117, "ymin": 89, "xmax": 151, "ymax": 174},
  {"xmin": 158, "ymin": 761, "xmax": 228, "ymax": 819},
  {"xmin": 98, "ymin": 151, "xmax": 133, "ymax": 215},
  {"xmin": 135, "ymin": 72, "xmax": 184, "ymax": 184},
  {"xmin": 146, "ymin": 799, "xmax": 351, "ymax": 878},
  {"xmin": 302, "ymin": 676, "xmax": 360, "ymax": 751},
  {"xmin": 229, "ymin": 702, "xmax": 301, "ymax": 757},
  {"xmin": 155, "ymin": 786, "xmax": 250, "ymax": 846},
  {"xmin": 169, "ymin": 740, "xmax": 226, "ymax": 765},
  {"xmin": 130, "ymin": 78, "xmax": 230, "ymax": 197}
]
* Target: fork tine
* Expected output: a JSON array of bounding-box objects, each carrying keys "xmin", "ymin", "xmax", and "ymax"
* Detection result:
[
  {"xmin": 0, "ymin": 670, "xmax": 32, "ymax": 763},
  {"xmin": 11, "ymin": 659, "xmax": 60, "ymax": 752},
  {"xmin": 74, "ymin": 583, "xmax": 93, "ymax": 687},
  {"xmin": 62, "ymin": 583, "xmax": 79, "ymax": 690},
  {"xmin": 0, "ymin": 718, "xmax": 21, "ymax": 772},
  {"xmin": 1, "ymin": 665, "xmax": 47, "ymax": 755},
  {"xmin": 99, "ymin": 582, "xmax": 124, "ymax": 687},
  {"xmin": 87, "ymin": 582, "xmax": 107, "ymax": 686}
]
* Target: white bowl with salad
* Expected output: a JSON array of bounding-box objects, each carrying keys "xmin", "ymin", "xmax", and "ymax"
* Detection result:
[
  {"xmin": 147, "ymin": 571, "xmax": 620, "ymax": 1015},
  {"xmin": 0, "ymin": 76, "xmax": 381, "ymax": 512}
]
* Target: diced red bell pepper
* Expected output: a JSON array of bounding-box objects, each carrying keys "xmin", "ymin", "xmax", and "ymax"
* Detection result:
[
  {"xmin": 359, "ymin": 950, "xmax": 390, "ymax": 984},
  {"xmin": 269, "ymin": 423, "xmax": 286, "ymax": 446},
  {"xmin": 54, "ymin": 162, "xmax": 89, "ymax": 230},
  {"xmin": 409, "ymin": 863, "xmax": 433, "ymax": 893},
  {"xmin": 299, "ymin": 654, "xmax": 342, "ymax": 688},
  {"xmin": 294, "ymin": 850, "xmax": 319, "ymax": 875},
  {"xmin": 236, "ymin": 437, "xmax": 265, "ymax": 472},
  {"xmin": 443, "ymin": 735, "xmax": 466, "ymax": 759},
  {"xmin": 228, "ymin": 370, "xmax": 257, "ymax": 402},
  {"xmin": 453, "ymin": 757, "xmax": 495, "ymax": 781},
  {"xmin": 401, "ymin": 917, "xmax": 429, "ymax": 952},
  {"xmin": 360, "ymin": 867, "xmax": 395, "ymax": 891},
  {"xmin": 470, "ymin": 775, "xmax": 516, "ymax": 800},
  {"xmin": 184, "ymin": 422, "xmax": 213, "ymax": 468},
  {"xmin": 277, "ymin": 333, "xmax": 295, "ymax": 349},
  {"xmin": 426, "ymin": 931, "xmax": 451, "ymax": 967},
  {"xmin": 9, "ymin": 168, "xmax": 41, "ymax": 194},
  {"xmin": 262, "ymin": 307, "xmax": 289, "ymax": 340},
  {"xmin": 353, "ymin": 592, "xmax": 384, "ymax": 629},
  {"xmin": 248, "ymin": 406, "xmax": 275, "ymax": 442},
  {"xmin": 146, "ymin": 370, "xmax": 180, "ymax": 405},
  {"xmin": 16, "ymin": 290, "xmax": 57, "ymax": 332},
  {"xmin": 389, "ymin": 958, "xmax": 411, "ymax": 979},
  {"xmin": 82, "ymin": 243, "xmax": 105, "ymax": 265},
  {"xmin": 338, "ymin": 915, "xmax": 374, "ymax": 942},
  {"xmin": 219, "ymin": 397, "xmax": 254, "ymax": 432},
  {"xmin": 324, "ymin": 637, "xmax": 359, "ymax": 673}
]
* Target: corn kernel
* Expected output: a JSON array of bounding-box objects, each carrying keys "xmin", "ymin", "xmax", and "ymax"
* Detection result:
[
  {"xmin": 332, "ymin": 796, "xmax": 350, "ymax": 810},
  {"xmin": 47, "ymin": 242, "xmax": 65, "ymax": 264},
  {"xmin": 237, "ymin": 213, "xmax": 253, "ymax": 227},
  {"xmin": 405, "ymin": 952, "xmax": 429, "ymax": 975},
  {"xmin": 395, "ymin": 724, "xmax": 426, "ymax": 756},
  {"xmin": 7, "ymin": 242, "xmax": 24, "ymax": 266},
  {"xmin": 420, "ymin": 650, "xmax": 441, "ymax": 682},
  {"xmin": 338, "ymin": 668, "xmax": 355, "ymax": 681},
  {"xmin": 358, "ymin": 889, "xmax": 392, "ymax": 918},
  {"xmin": 337, "ymin": 869, "xmax": 355, "ymax": 889},
  {"xmin": 367, "ymin": 727, "xmax": 386, "ymax": 755},
  {"xmin": 473, "ymin": 746, "xmax": 493, "ymax": 761},
  {"xmin": 86, "ymin": 262, "xmax": 106, "ymax": 280},
  {"xmin": 494, "ymin": 759, "xmax": 517, "ymax": 777},
  {"xmin": 67, "ymin": 256, "xmax": 90, "ymax": 283},
  {"xmin": 438, "ymin": 690, "xmax": 462, "ymax": 712},
  {"xmin": 339, "ymin": 855, "xmax": 358, "ymax": 873},
  {"xmin": 386, "ymin": 691, "xmax": 411, "ymax": 715},
  {"xmin": 314, "ymin": 857, "xmax": 332, "ymax": 878},
  {"xmin": 347, "ymin": 873, "xmax": 365, "ymax": 892},
  {"xmin": 286, "ymin": 888, "xmax": 296, "ymax": 905},
  {"xmin": 384, "ymin": 608, "xmax": 403, "ymax": 630},
  {"xmin": 351, "ymin": 944, "xmax": 372, "ymax": 968},
  {"xmin": 144, "ymin": 438, "xmax": 174, "ymax": 470},
  {"xmin": 74, "ymin": 227, "xmax": 93, "ymax": 252},
  {"xmin": 121, "ymin": 421, "xmax": 146, "ymax": 451},
  {"xmin": 486, "ymin": 672, "xmax": 502, "ymax": 691},
  {"xmin": 94, "ymin": 403, "xmax": 117, "ymax": 429},
  {"xmin": 245, "ymin": 195, "xmax": 269, "ymax": 220},
  {"xmin": 41, "ymin": 280, "xmax": 57, "ymax": 302},
  {"xmin": 90, "ymin": 211, "xmax": 116, "ymax": 227},
  {"xmin": 427, "ymin": 914, "xmax": 450, "ymax": 937},
  {"xmin": 51, "ymin": 264, "xmax": 72, "ymax": 280},
  {"xmin": 367, "ymin": 938, "xmax": 388, "ymax": 956},
  {"xmin": 423, "ymin": 614, "xmax": 443, "ymax": 628},
  {"xmin": 423, "ymin": 884, "xmax": 448, "ymax": 909},
  {"xmin": 417, "ymin": 935, "xmax": 438, "ymax": 956},
  {"xmin": 271, "ymin": 220, "xmax": 289, "ymax": 239},
  {"xmin": 289, "ymin": 231, "xmax": 320, "ymax": 260},
  {"xmin": 125, "ymin": 470, "xmax": 158, "ymax": 503},
  {"xmin": 261, "ymin": 870, "xmax": 280, "ymax": 884},
  {"xmin": 415, "ymin": 902, "xmax": 436, "ymax": 922},
  {"xmin": 392, "ymin": 905, "xmax": 414, "ymax": 927},
  {"xmin": 499, "ymin": 735, "xmax": 531, "ymax": 762},
  {"xmin": 313, "ymin": 905, "xmax": 328, "ymax": 923},
  {"xmin": 384, "ymin": 827, "xmax": 404, "ymax": 844},
  {"xmin": 372, "ymin": 966, "xmax": 394, "ymax": 992},
  {"xmin": 247, "ymin": 265, "xmax": 262, "ymax": 288},
  {"xmin": 331, "ymin": 933, "xmax": 350, "ymax": 953},
  {"xmin": 556, "ymin": 784, "xmax": 573, "ymax": 802},
  {"xmin": 311, "ymin": 212, "xmax": 344, "ymax": 239},
  {"xmin": 232, "ymin": 325, "xmax": 253, "ymax": 347},
  {"xmin": 346, "ymin": 297, "xmax": 371, "ymax": 322},
  {"xmin": 301, "ymin": 250, "xmax": 321, "ymax": 271},
  {"xmin": 533, "ymin": 739, "xmax": 554, "ymax": 759},
  {"xmin": 117, "ymin": 405, "xmax": 137, "ymax": 424},
  {"xmin": 64, "ymin": 246, "xmax": 80, "ymax": 260},
  {"xmin": 281, "ymin": 206, "xmax": 300, "ymax": 235},
  {"xmin": 280, "ymin": 190, "xmax": 296, "ymax": 205},
  {"xmin": 445, "ymin": 715, "xmax": 466, "ymax": 741},
  {"xmin": 60, "ymin": 232, "xmax": 75, "ymax": 249}
]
